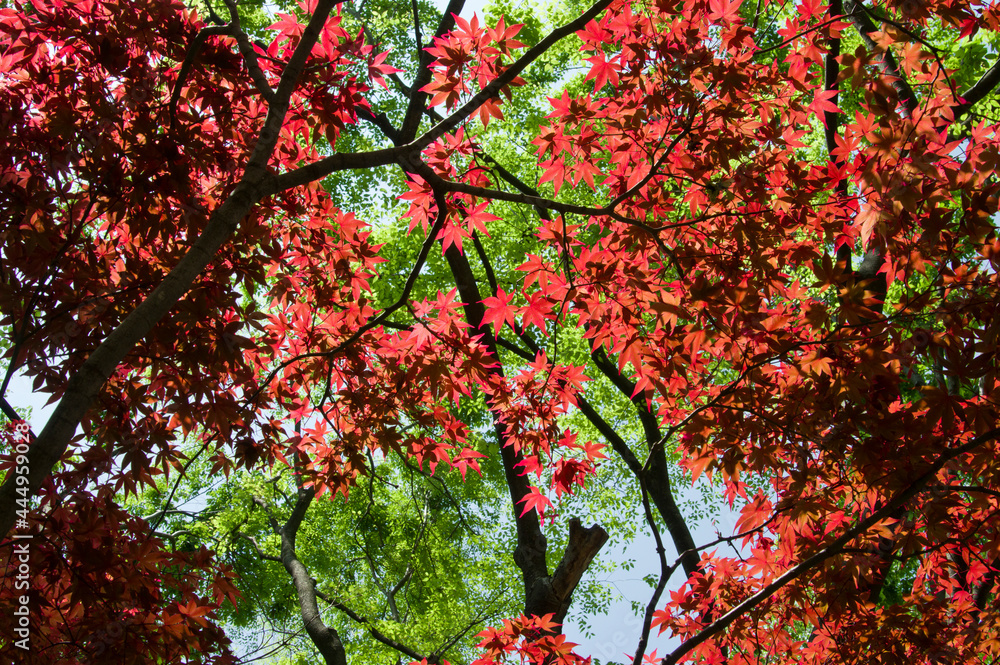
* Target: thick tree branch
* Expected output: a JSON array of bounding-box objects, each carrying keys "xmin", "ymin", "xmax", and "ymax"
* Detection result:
[
  {"xmin": 423, "ymin": 170, "xmax": 674, "ymax": 247},
  {"xmin": 844, "ymin": 0, "xmax": 919, "ymax": 117},
  {"xmin": 265, "ymin": 0, "xmax": 616, "ymax": 197},
  {"xmin": 279, "ymin": 487, "xmax": 347, "ymax": 665},
  {"xmin": 548, "ymin": 518, "xmax": 609, "ymax": 620},
  {"xmin": 262, "ymin": 146, "xmax": 407, "ymax": 195},
  {"xmin": 975, "ymin": 557, "xmax": 999, "ymax": 611},
  {"xmin": 399, "ymin": 0, "xmax": 465, "ymax": 141},
  {"xmin": 169, "ymin": 25, "xmax": 231, "ymax": 126},
  {"xmin": 444, "ymin": 233, "xmax": 607, "ymax": 625},
  {"xmin": 222, "ymin": 0, "xmax": 276, "ymax": 102},
  {"xmin": 412, "ymin": 0, "xmax": 615, "ymax": 151},
  {"xmin": 442, "ymin": 175, "xmax": 604, "ymax": 216},
  {"xmin": 356, "ymin": 107, "xmax": 403, "ymax": 144},
  {"xmin": 824, "ymin": 0, "xmax": 843, "ymax": 166},
  {"xmin": 660, "ymin": 428, "xmax": 1000, "ymax": 665},
  {"xmin": 588, "ymin": 348, "xmax": 700, "ymax": 577},
  {"xmin": 0, "ymin": 394, "xmax": 26, "ymax": 425},
  {"xmin": 955, "ymin": 55, "xmax": 1000, "ymax": 118},
  {"xmin": 0, "ymin": 0, "xmax": 339, "ymax": 541},
  {"xmin": 442, "ymin": 242, "xmax": 549, "ymax": 587}
]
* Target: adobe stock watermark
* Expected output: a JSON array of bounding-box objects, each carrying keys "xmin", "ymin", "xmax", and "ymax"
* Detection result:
[
  {"xmin": 47, "ymin": 78, "xmax": 154, "ymax": 175},
  {"xmin": 6, "ymin": 420, "xmax": 33, "ymax": 651},
  {"xmin": 78, "ymin": 611, "xmax": 144, "ymax": 664},
  {"xmin": 49, "ymin": 296, "xmax": 113, "ymax": 350},
  {"xmin": 3, "ymin": 421, "xmax": 150, "ymax": 660},
  {"xmin": 589, "ymin": 606, "xmax": 648, "ymax": 665}
]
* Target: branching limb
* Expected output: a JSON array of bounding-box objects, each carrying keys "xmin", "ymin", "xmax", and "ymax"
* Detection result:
[
  {"xmin": 475, "ymin": 242, "xmax": 695, "ymax": 583},
  {"xmin": 0, "ymin": 395, "xmax": 28, "ymax": 426},
  {"xmin": 429, "ymin": 591, "xmax": 508, "ymax": 661},
  {"xmin": 251, "ymin": 495, "xmax": 283, "ymax": 534},
  {"xmin": 632, "ymin": 472, "xmax": 681, "ymax": 665},
  {"xmin": 975, "ymin": 557, "xmax": 999, "ymax": 611},
  {"xmin": 824, "ymin": 0, "xmax": 843, "ymax": 166},
  {"xmin": 222, "ymin": 0, "xmax": 276, "ymax": 103},
  {"xmin": 280, "ymin": 486, "xmax": 348, "ymax": 665},
  {"xmin": 316, "ymin": 590, "xmax": 428, "ymax": 662},
  {"xmin": 399, "ymin": 0, "xmax": 466, "ymax": 140},
  {"xmin": 356, "ymin": 107, "xmax": 403, "ymax": 144},
  {"xmin": 844, "ymin": 0, "xmax": 919, "ymax": 117},
  {"xmin": 421, "ymin": 170, "xmax": 670, "ymax": 247},
  {"xmin": 413, "ymin": 0, "xmax": 615, "ymax": 150},
  {"xmin": 660, "ymin": 428, "xmax": 1000, "ymax": 665},
  {"xmin": 242, "ymin": 186, "xmax": 449, "ymax": 408},
  {"xmin": 266, "ymin": 0, "xmax": 616, "ymax": 195},
  {"xmin": 263, "ymin": 146, "xmax": 407, "ymax": 194},
  {"xmin": 927, "ymin": 484, "xmax": 1000, "ymax": 500},
  {"xmin": 587, "ymin": 348, "xmax": 700, "ymax": 578},
  {"xmin": 957, "ymin": 56, "xmax": 1000, "ymax": 117},
  {"xmin": 548, "ymin": 518, "xmax": 609, "ymax": 621},
  {"xmin": 444, "ymin": 218, "xmax": 608, "ymax": 625},
  {"xmin": 235, "ymin": 530, "xmax": 282, "ymax": 563},
  {"xmin": 169, "ymin": 25, "xmax": 232, "ymax": 127},
  {"xmin": 0, "ymin": 0, "xmax": 340, "ymax": 541},
  {"xmin": 203, "ymin": 0, "xmax": 226, "ymax": 25}
]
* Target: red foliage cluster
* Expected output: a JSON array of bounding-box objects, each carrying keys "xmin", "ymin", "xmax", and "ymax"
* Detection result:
[{"xmin": 1, "ymin": 0, "xmax": 1000, "ymax": 661}]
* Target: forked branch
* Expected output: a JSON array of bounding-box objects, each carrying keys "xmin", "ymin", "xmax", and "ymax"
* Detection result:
[{"xmin": 659, "ymin": 428, "xmax": 1000, "ymax": 665}]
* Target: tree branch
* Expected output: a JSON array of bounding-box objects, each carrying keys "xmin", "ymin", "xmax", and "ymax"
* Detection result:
[
  {"xmin": 169, "ymin": 25, "xmax": 232, "ymax": 127},
  {"xmin": 0, "ymin": 394, "xmax": 27, "ymax": 425},
  {"xmin": 411, "ymin": 0, "xmax": 615, "ymax": 151},
  {"xmin": 222, "ymin": 0, "xmax": 276, "ymax": 103},
  {"xmin": 844, "ymin": 0, "xmax": 919, "ymax": 117},
  {"xmin": 399, "ymin": 0, "xmax": 466, "ymax": 141},
  {"xmin": 316, "ymin": 590, "xmax": 429, "ymax": 663},
  {"xmin": 660, "ymin": 428, "xmax": 1000, "ymax": 665},
  {"xmin": 264, "ymin": 0, "xmax": 616, "ymax": 198},
  {"xmin": 234, "ymin": 530, "xmax": 282, "ymax": 563},
  {"xmin": 957, "ymin": 56, "xmax": 1000, "ymax": 117},
  {"xmin": 262, "ymin": 146, "xmax": 408, "ymax": 195},
  {"xmin": 632, "ymin": 470, "xmax": 680, "ymax": 665},
  {"xmin": 442, "ymin": 242, "xmax": 550, "ymax": 589},
  {"xmin": 588, "ymin": 348, "xmax": 700, "ymax": 577},
  {"xmin": 975, "ymin": 557, "xmax": 999, "ymax": 611},
  {"xmin": 242, "ymin": 186, "xmax": 449, "ymax": 408},
  {"xmin": 280, "ymin": 487, "xmax": 347, "ymax": 665},
  {"xmin": 444, "ymin": 229, "xmax": 608, "ymax": 625},
  {"xmin": 0, "ymin": 0, "xmax": 340, "ymax": 541},
  {"xmin": 824, "ymin": 0, "xmax": 843, "ymax": 165}
]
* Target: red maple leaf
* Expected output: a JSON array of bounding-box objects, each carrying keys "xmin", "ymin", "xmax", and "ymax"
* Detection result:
[{"xmin": 480, "ymin": 287, "xmax": 517, "ymax": 337}]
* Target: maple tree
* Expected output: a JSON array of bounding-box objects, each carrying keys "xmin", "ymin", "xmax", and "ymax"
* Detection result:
[{"xmin": 2, "ymin": 0, "xmax": 1000, "ymax": 661}]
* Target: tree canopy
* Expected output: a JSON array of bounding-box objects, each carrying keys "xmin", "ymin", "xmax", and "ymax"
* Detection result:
[{"xmin": 2, "ymin": 0, "xmax": 1000, "ymax": 662}]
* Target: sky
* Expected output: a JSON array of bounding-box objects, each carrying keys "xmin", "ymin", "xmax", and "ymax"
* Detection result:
[{"xmin": 6, "ymin": 374, "xmax": 55, "ymax": 434}]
